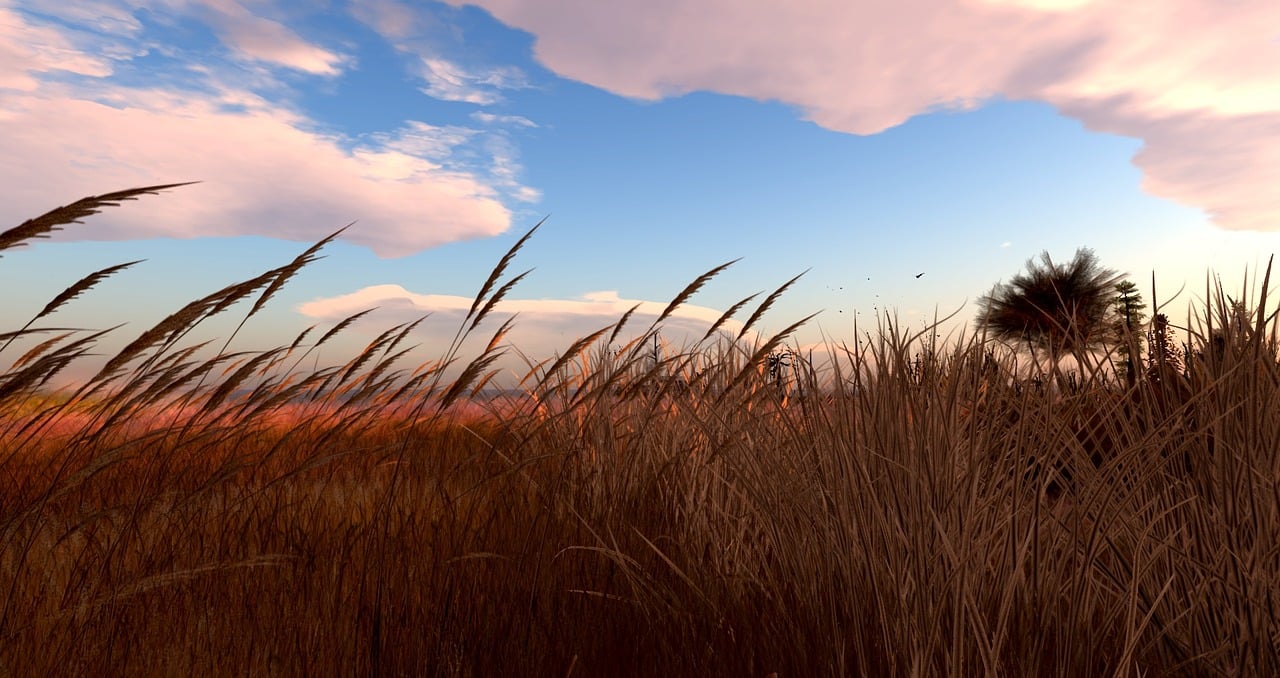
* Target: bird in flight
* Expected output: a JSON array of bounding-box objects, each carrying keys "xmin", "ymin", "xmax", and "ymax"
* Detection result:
[{"xmin": 915, "ymin": 272, "xmax": 925, "ymax": 279}]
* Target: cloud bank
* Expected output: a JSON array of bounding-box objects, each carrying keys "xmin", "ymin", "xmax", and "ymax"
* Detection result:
[
  {"xmin": 297, "ymin": 284, "xmax": 750, "ymax": 366},
  {"xmin": 444, "ymin": 0, "xmax": 1280, "ymax": 231},
  {"xmin": 1, "ymin": 1, "xmax": 537, "ymax": 257}
]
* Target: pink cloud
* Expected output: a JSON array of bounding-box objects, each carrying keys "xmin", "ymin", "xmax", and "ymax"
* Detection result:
[
  {"xmin": 196, "ymin": 0, "xmax": 347, "ymax": 75},
  {"xmin": 0, "ymin": 7, "xmax": 115, "ymax": 90},
  {"xmin": 298, "ymin": 285, "xmax": 734, "ymax": 329},
  {"xmin": 444, "ymin": 0, "xmax": 1280, "ymax": 231},
  {"xmin": 349, "ymin": 0, "xmax": 530, "ymax": 104},
  {"xmin": 348, "ymin": 0, "xmax": 425, "ymax": 41},
  {"xmin": 296, "ymin": 284, "xmax": 750, "ymax": 366},
  {"xmin": 0, "ymin": 88, "xmax": 512, "ymax": 257}
]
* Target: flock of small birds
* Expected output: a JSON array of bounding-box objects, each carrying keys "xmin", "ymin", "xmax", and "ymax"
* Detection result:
[{"xmin": 827, "ymin": 272, "xmax": 924, "ymax": 313}]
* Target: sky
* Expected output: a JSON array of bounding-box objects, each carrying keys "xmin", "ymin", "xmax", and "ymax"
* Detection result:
[{"xmin": 2, "ymin": 0, "xmax": 1279, "ymax": 387}]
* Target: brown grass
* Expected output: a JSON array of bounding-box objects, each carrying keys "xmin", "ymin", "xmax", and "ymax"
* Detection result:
[{"xmin": 1, "ymin": 186, "xmax": 1277, "ymax": 676}]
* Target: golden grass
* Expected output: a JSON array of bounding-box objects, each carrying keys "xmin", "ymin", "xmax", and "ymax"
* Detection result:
[{"xmin": 1, "ymin": 186, "xmax": 1278, "ymax": 676}]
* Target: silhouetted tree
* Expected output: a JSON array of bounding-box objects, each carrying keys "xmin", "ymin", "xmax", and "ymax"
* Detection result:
[
  {"xmin": 978, "ymin": 248, "xmax": 1125, "ymax": 373},
  {"xmin": 1111, "ymin": 280, "xmax": 1147, "ymax": 387}
]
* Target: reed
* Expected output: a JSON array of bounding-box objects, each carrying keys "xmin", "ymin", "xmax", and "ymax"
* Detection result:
[{"xmin": 0, "ymin": 186, "xmax": 1276, "ymax": 676}]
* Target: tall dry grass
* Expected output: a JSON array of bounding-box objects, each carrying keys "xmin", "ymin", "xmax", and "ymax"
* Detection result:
[{"xmin": 1, "ymin": 186, "xmax": 1277, "ymax": 676}]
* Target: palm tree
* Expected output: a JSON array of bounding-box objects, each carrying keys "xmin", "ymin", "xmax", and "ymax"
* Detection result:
[{"xmin": 977, "ymin": 248, "xmax": 1125, "ymax": 372}]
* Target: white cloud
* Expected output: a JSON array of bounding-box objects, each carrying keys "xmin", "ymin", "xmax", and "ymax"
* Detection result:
[
  {"xmin": 0, "ymin": 1, "xmax": 540, "ymax": 257},
  {"xmin": 299, "ymin": 285, "xmax": 732, "ymax": 329},
  {"xmin": 485, "ymin": 134, "xmax": 542, "ymax": 203},
  {"xmin": 347, "ymin": 0, "xmax": 424, "ymax": 41},
  {"xmin": 471, "ymin": 111, "xmax": 538, "ymax": 128},
  {"xmin": 348, "ymin": 1, "xmax": 530, "ymax": 104},
  {"xmin": 0, "ymin": 7, "xmax": 116, "ymax": 90},
  {"xmin": 297, "ymin": 284, "xmax": 746, "ymax": 366},
  {"xmin": 418, "ymin": 57, "xmax": 527, "ymax": 104},
  {"xmin": 0, "ymin": 89, "xmax": 511, "ymax": 258},
  {"xmin": 445, "ymin": 0, "xmax": 1280, "ymax": 232},
  {"xmin": 372, "ymin": 121, "xmax": 480, "ymax": 161},
  {"xmin": 14, "ymin": 1, "xmax": 145, "ymax": 36},
  {"xmin": 196, "ymin": 0, "xmax": 347, "ymax": 75}
]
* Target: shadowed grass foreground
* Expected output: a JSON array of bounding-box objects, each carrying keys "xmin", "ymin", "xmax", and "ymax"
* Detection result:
[{"xmin": 2, "ymin": 187, "xmax": 1278, "ymax": 676}]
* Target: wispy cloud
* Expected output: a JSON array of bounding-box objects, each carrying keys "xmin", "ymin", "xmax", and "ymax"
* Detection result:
[
  {"xmin": 485, "ymin": 134, "xmax": 542, "ymax": 203},
  {"xmin": 448, "ymin": 0, "xmax": 1280, "ymax": 232},
  {"xmin": 0, "ymin": 7, "xmax": 116, "ymax": 90},
  {"xmin": 418, "ymin": 57, "xmax": 527, "ymax": 104},
  {"xmin": 13, "ymin": 0, "xmax": 144, "ymax": 37},
  {"xmin": 372, "ymin": 121, "xmax": 480, "ymax": 161},
  {"xmin": 471, "ymin": 111, "xmax": 538, "ymax": 128},
  {"xmin": 299, "ymin": 286, "xmax": 731, "ymax": 328},
  {"xmin": 196, "ymin": 0, "xmax": 347, "ymax": 75},
  {"xmin": 349, "ymin": 0, "xmax": 530, "ymax": 105},
  {"xmin": 347, "ymin": 0, "xmax": 424, "ymax": 41},
  {"xmin": 297, "ymin": 284, "xmax": 743, "ymax": 362},
  {"xmin": 0, "ymin": 89, "xmax": 510, "ymax": 257},
  {"xmin": 1, "ymin": 1, "xmax": 541, "ymax": 257}
]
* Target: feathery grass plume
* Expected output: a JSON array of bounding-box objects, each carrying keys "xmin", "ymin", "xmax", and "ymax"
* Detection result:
[
  {"xmin": 120, "ymin": 349, "xmax": 249, "ymax": 417},
  {"xmin": 380, "ymin": 367, "xmax": 437, "ymax": 405},
  {"xmin": 533, "ymin": 324, "xmax": 616, "ymax": 396},
  {"xmin": 239, "ymin": 377, "xmax": 319, "ymax": 422},
  {"xmin": 718, "ymin": 313, "xmax": 818, "ymax": 403},
  {"xmin": 336, "ymin": 323, "xmax": 409, "ymax": 389},
  {"xmin": 594, "ymin": 335, "xmax": 655, "ymax": 400},
  {"xmin": 363, "ymin": 344, "xmax": 419, "ymax": 390},
  {"xmin": 10, "ymin": 331, "xmax": 78, "ymax": 371},
  {"xmin": 199, "ymin": 348, "xmax": 287, "ymax": 417},
  {"xmin": 702, "ymin": 291, "xmax": 760, "ymax": 343},
  {"xmin": 319, "ymin": 349, "xmax": 430, "ymax": 404},
  {"xmin": 0, "ymin": 326, "xmax": 78, "ymax": 342},
  {"xmin": 382, "ymin": 315, "xmax": 428, "ymax": 357},
  {"xmin": 343, "ymin": 345, "xmax": 418, "ymax": 404},
  {"xmin": 215, "ymin": 225, "xmax": 352, "ymax": 358},
  {"xmin": 135, "ymin": 360, "xmax": 200, "ymax": 405},
  {"xmin": 437, "ymin": 351, "xmax": 506, "ymax": 412},
  {"xmin": 286, "ymin": 325, "xmax": 317, "ymax": 355},
  {"xmin": 146, "ymin": 338, "xmax": 215, "ymax": 374},
  {"xmin": 434, "ymin": 316, "xmax": 517, "ymax": 411},
  {"xmin": 280, "ymin": 307, "xmax": 377, "ymax": 382},
  {"xmin": 650, "ymin": 259, "xmax": 739, "ymax": 331},
  {"xmin": 465, "ymin": 220, "xmax": 542, "ymax": 324},
  {"xmin": 0, "ymin": 327, "xmax": 114, "ymax": 402},
  {"xmin": 34, "ymin": 260, "xmax": 144, "ymax": 321},
  {"xmin": 203, "ymin": 269, "xmax": 286, "ymax": 324},
  {"xmin": 736, "ymin": 270, "xmax": 807, "ymax": 341},
  {"xmin": 0, "ymin": 183, "xmax": 195, "ymax": 256},
  {"xmin": 607, "ymin": 261, "xmax": 737, "ymax": 384},
  {"xmin": 91, "ymin": 269, "xmax": 279, "ymax": 384},
  {"xmin": 1251, "ymin": 255, "xmax": 1276, "ymax": 347},
  {"xmin": 126, "ymin": 337, "xmax": 215, "ymax": 396},
  {"xmin": 607, "ymin": 303, "xmax": 642, "ymax": 346},
  {"xmin": 479, "ymin": 315, "xmax": 517, "ymax": 357},
  {"xmin": 465, "ymin": 367, "xmax": 504, "ymax": 401},
  {"xmin": 308, "ymin": 308, "xmax": 376, "ymax": 354},
  {"xmin": 468, "ymin": 268, "xmax": 530, "ymax": 333},
  {"xmin": 251, "ymin": 225, "xmax": 350, "ymax": 320},
  {"xmin": 286, "ymin": 366, "xmax": 339, "ymax": 403},
  {"xmin": 0, "ymin": 261, "xmax": 143, "ymax": 357}
]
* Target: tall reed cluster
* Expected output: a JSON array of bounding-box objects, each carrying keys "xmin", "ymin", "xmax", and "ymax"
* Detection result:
[{"xmin": 1, "ymin": 186, "xmax": 1276, "ymax": 675}]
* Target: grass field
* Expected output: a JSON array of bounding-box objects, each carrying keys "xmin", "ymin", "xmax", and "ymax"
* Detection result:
[{"xmin": 2, "ymin": 186, "xmax": 1277, "ymax": 676}]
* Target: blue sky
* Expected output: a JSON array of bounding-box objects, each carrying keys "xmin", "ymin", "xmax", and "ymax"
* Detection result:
[{"xmin": 3, "ymin": 0, "xmax": 1279, "ymax": 385}]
